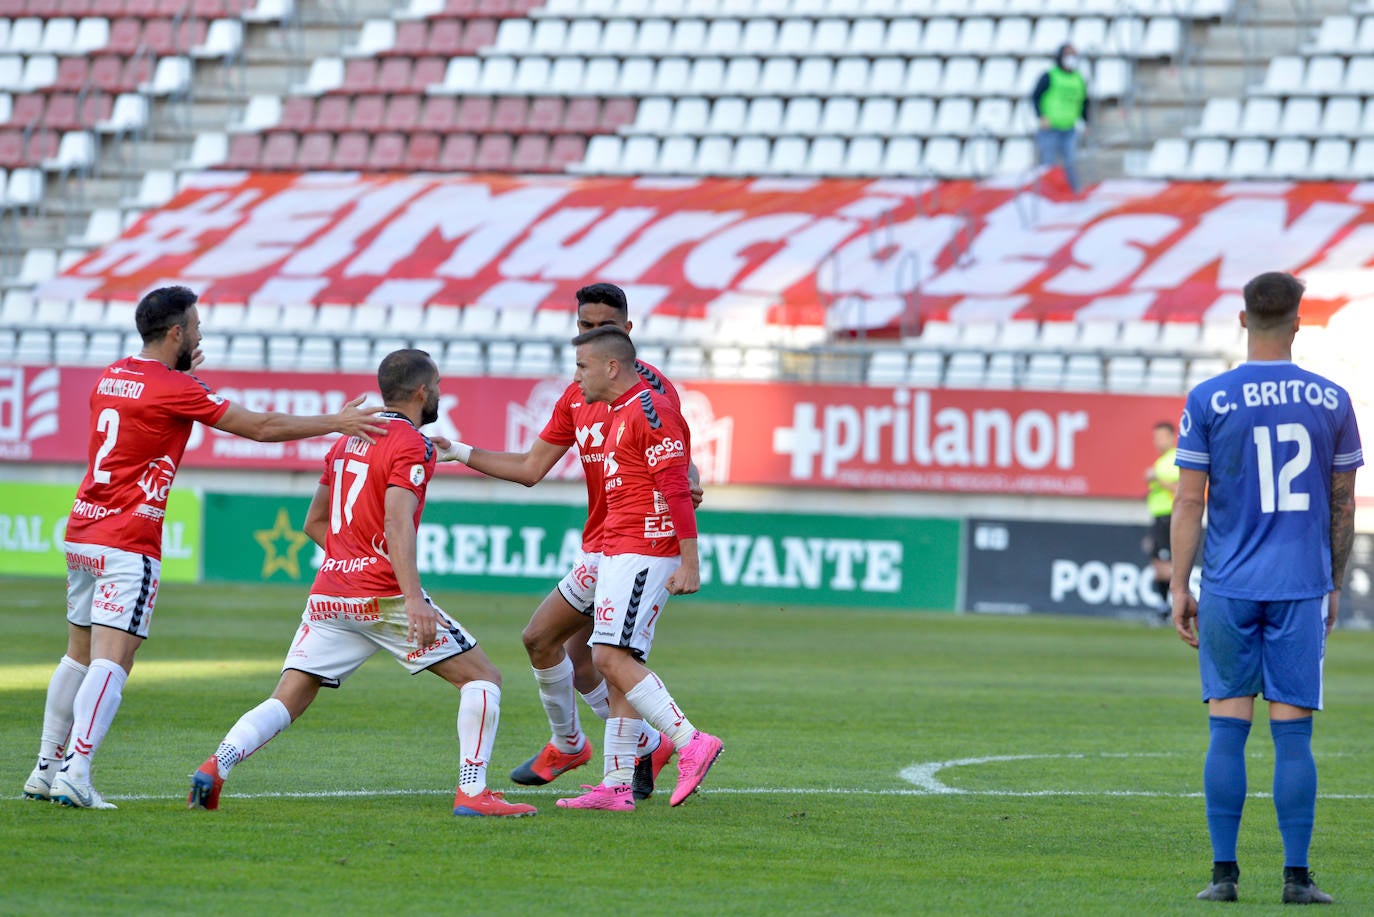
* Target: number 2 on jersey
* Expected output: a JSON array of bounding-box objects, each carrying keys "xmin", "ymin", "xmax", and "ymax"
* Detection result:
[
  {"xmin": 91, "ymin": 408, "xmax": 120, "ymax": 484},
  {"xmin": 1252, "ymin": 423, "xmax": 1311, "ymax": 513},
  {"xmin": 330, "ymin": 459, "xmax": 370, "ymax": 532}
]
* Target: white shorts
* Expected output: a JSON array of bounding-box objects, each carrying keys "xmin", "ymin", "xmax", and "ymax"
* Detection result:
[
  {"xmin": 556, "ymin": 550, "xmax": 602, "ymax": 616},
  {"xmin": 590, "ymin": 553, "xmax": 680, "ymax": 661},
  {"xmin": 283, "ymin": 593, "xmax": 478, "ymax": 688},
  {"xmin": 64, "ymin": 541, "xmax": 160, "ymax": 639}
]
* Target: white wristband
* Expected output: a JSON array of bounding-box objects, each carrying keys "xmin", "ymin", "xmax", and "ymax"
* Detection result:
[{"xmin": 438, "ymin": 441, "xmax": 473, "ymax": 464}]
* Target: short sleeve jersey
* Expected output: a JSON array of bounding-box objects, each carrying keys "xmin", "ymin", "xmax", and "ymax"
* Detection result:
[
  {"xmin": 1176, "ymin": 360, "xmax": 1363, "ymax": 599},
  {"xmin": 598, "ymin": 380, "xmax": 695, "ymax": 558},
  {"xmin": 310, "ymin": 412, "xmax": 436, "ymax": 598},
  {"xmin": 65, "ymin": 356, "xmax": 231, "ymax": 559},
  {"xmin": 538, "ymin": 360, "xmax": 679, "ymax": 550}
]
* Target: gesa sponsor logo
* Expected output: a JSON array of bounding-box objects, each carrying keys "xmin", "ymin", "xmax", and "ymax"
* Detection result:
[{"xmin": 644, "ymin": 436, "xmax": 685, "ymax": 467}]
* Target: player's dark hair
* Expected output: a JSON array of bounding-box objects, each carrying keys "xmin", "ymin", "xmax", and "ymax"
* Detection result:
[
  {"xmin": 378, "ymin": 348, "xmax": 435, "ymax": 404},
  {"xmin": 135, "ymin": 286, "xmax": 197, "ymax": 343},
  {"xmin": 1242, "ymin": 272, "xmax": 1304, "ymax": 331},
  {"xmin": 571, "ymin": 325, "xmax": 636, "ymax": 365},
  {"xmin": 1154, "ymin": 420, "xmax": 1175, "ymax": 434},
  {"xmin": 575, "ymin": 282, "xmax": 629, "ymax": 319}
]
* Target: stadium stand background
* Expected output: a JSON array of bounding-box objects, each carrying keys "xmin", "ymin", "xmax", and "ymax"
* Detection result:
[{"xmin": 0, "ymin": 0, "xmax": 1368, "ymax": 392}]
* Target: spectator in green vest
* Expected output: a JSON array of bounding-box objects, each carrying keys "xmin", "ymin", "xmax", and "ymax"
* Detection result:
[{"xmin": 1030, "ymin": 44, "xmax": 1089, "ymax": 193}]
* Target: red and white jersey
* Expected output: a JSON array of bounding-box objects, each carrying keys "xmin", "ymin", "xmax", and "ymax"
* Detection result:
[
  {"xmin": 65, "ymin": 356, "xmax": 230, "ymax": 560},
  {"xmin": 597, "ymin": 380, "xmax": 697, "ymax": 558},
  {"xmin": 539, "ymin": 360, "xmax": 679, "ymax": 550},
  {"xmin": 310, "ymin": 412, "xmax": 436, "ymax": 598}
]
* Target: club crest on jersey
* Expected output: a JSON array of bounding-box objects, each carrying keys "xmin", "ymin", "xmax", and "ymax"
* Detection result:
[
  {"xmin": 136, "ymin": 455, "xmax": 177, "ymax": 503},
  {"xmin": 410, "ymin": 464, "xmax": 426, "ymax": 486}
]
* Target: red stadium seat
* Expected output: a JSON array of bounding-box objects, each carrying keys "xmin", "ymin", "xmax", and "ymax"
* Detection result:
[
  {"xmin": 27, "ymin": 0, "xmax": 58, "ymax": 15},
  {"xmin": 333, "ymin": 132, "xmax": 370, "ymax": 171},
  {"xmin": 340, "ymin": 59, "xmax": 378, "ymax": 94},
  {"xmin": 383, "ymin": 95, "xmax": 420, "ymax": 132},
  {"xmin": 107, "ymin": 18, "xmax": 143, "ymax": 55},
  {"xmin": 460, "ymin": 18, "xmax": 496, "ymax": 52},
  {"xmin": 404, "ymin": 132, "xmax": 441, "ymax": 171},
  {"xmin": 277, "ymin": 96, "xmax": 313, "ymax": 132},
  {"xmin": 156, "ymin": 0, "xmax": 187, "ymax": 15},
  {"xmin": 122, "ymin": 55, "xmax": 153, "ymax": 91},
  {"xmin": 391, "ymin": 21, "xmax": 428, "ymax": 57},
  {"xmin": 59, "ymin": 0, "xmax": 95, "ymax": 15},
  {"xmin": 260, "ymin": 132, "xmax": 298, "ymax": 170},
  {"xmin": 126, "ymin": 0, "xmax": 158, "ymax": 16},
  {"xmin": 419, "ymin": 95, "xmax": 457, "ymax": 132},
  {"xmin": 369, "ymin": 132, "xmax": 405, "ymax": 171},
  {"xmin": 0, "ymin": 130, "xmax": 23, "ymax": 167},
  {"xmin": 476, "ymin": 0, "xmax": 514, "ymax": 17},
  {"xmin": 511, "ymin": 134, "xmax": 549, "ymax": 172},
  {"xmin": 601, "ymin": 98, "xmax": 637, "ymax": 131},
  {"xmin": 548, "ymin": 134, "xmax": 587, "ymax": 171},
  {"xmin": 89, "ymin": 56, "xmax": 126, "ymax": 93},
  {"xmin": 526, "ymin": 97, "xmax": 564, "ymax": 133},
  {"xmin": 351, "ymin": 94, "xmax": 385, "ymax": 132},
  {"xmin": 491, "ymin": 96, "xmax": 527, "ymax": 132},
  {"xmin": 42, "ymin": 93, "xmax": 77, "ymax": 130},
  {"xmin": 376, "ymin": 59, "xmax": 412, "ymax": 94},
  {"xmin": 314, "ymin": 95, "xmax": 350, "ymax": 132},
  {"xmin": 475, "ymin": 133, "xmax": 513, "ymax": 171},
  {"xmin": 140, "ymin": 19, "xmax": 174, "ymax": 55},
  {"xmin": 10, "ymin": 94, "xmax": 46, "ymax": 129},
  {"xmin": 442, "ymin": 0, "xmax": 477, "ymax": 16},
  {"xmin": 562, "ymin": 97, "xmax": 600, "ymax": 133},
  {"xmin": 410, "ymin": 57, "xmax": 446, "ymax": 92},
  {"xmin": 93, "ymin": 0, "xmax": 127, "ymax": 15},
  {"xmin": 53, "ymin": 57, "xmax": 89, "ymax": 92},
  {"xmin": 297, "ymin": 133, "xmax": 334, "ymax": 170},
  {"xmin": 224, "ymin": 132, "xmax": 262, "ymax": 169},
  {"xmin": 438, "ymin": 133, "xmax": 477, "ymax": 171},
  {"xmin": 455, "ymin": 95, "xmax": 492, "ymax": 132},
  {"xmin": 428, "ymin": 19, "xmax": 463, "ymax": 56}
]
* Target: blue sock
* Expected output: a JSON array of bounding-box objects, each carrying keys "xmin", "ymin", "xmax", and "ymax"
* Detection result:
[
  {"xmin": 1204, "ymin": 716, "xmax": 1252, "ymax": 863},
  {"xmin": 1271, "ymin": 717, "xmax": 1316, "ymax": 869}
]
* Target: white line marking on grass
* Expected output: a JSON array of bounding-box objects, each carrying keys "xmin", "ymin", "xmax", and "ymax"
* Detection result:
[{"xmin": 897, "ymin": 753, "xmax": 1374, "ymax": 799}]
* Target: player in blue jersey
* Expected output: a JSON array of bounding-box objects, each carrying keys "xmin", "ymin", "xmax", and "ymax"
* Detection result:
[{"xmin": 1171, "ymin": 272, "xmax": 1361, "ymax": 906}]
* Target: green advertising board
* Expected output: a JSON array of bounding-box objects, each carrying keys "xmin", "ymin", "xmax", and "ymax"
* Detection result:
[
  {"xmin": 204, "ymin": 493, "xmax": 959, "ymax": 611},
  {"xmin": 0, "ymin": 481, "xmax": 202, "ymax": 582}
]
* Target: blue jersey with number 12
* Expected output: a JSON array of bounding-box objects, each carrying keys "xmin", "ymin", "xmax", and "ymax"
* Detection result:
[{"xmin": 1176, "ymin": 360, "xmax": 1362, "ymax": 600}]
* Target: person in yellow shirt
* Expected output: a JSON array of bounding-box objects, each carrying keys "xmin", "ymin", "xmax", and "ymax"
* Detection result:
[{"xmin": 1145, "ymin": 420, "xmax": 1180, "ymax": 620}]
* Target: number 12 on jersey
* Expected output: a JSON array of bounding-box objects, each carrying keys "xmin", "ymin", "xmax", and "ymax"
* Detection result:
[{"xmin": 1252, "ymin": 423, "xmax": 1311, "ymax": 514}]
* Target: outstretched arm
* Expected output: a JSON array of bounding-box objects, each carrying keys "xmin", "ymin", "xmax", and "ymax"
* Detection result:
[
  {"xmin": 213, "ymin": 395, "xmax": 387, "ymax": 444},
  {"xmin": 434, "ymin": 435, "xmax": 569, "ymax": 487}
]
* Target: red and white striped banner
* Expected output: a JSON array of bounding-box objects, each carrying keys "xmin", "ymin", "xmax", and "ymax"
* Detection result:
[{"xmin": 41, "ymin": 173, "xmax": 1374, "ymax": 329}]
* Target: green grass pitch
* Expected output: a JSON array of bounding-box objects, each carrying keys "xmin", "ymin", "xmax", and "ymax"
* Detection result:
[{"xmin": 3, "ymin": 576, "xmax": 1372, "ymax": 915}]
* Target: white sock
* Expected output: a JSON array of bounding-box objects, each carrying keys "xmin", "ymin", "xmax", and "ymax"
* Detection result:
[
  {"xmin": 625, "ymin": 672, "xmax": 696, "ymax": 749},
  {"xmin": 603, "ymin": 717, "xmax": 639, "ymax": 787},
  {"xmin": 533, "ymin": 658, "xmax": 583, "ymax": 753},
  {"xmin": 637, "ymin": 723, "xmax": 664, "ymax": 758},
  {"xmin": 38, "ymin": 655, "xmax": 88, "ymax": 762},
  {"xmin": 215, "ymin": 698, "xmax": 292, "ymax": 780},
  {"xmin": 457, "ymin": 680, "xmax": 500, "ymax": 794},
  {"xmin": 63, "ymin": 658, "xmax": 128, "ymax": 781},
  {"xmin": 580, "ymin": 679, "xmax": 611, "ymax": 722}
]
